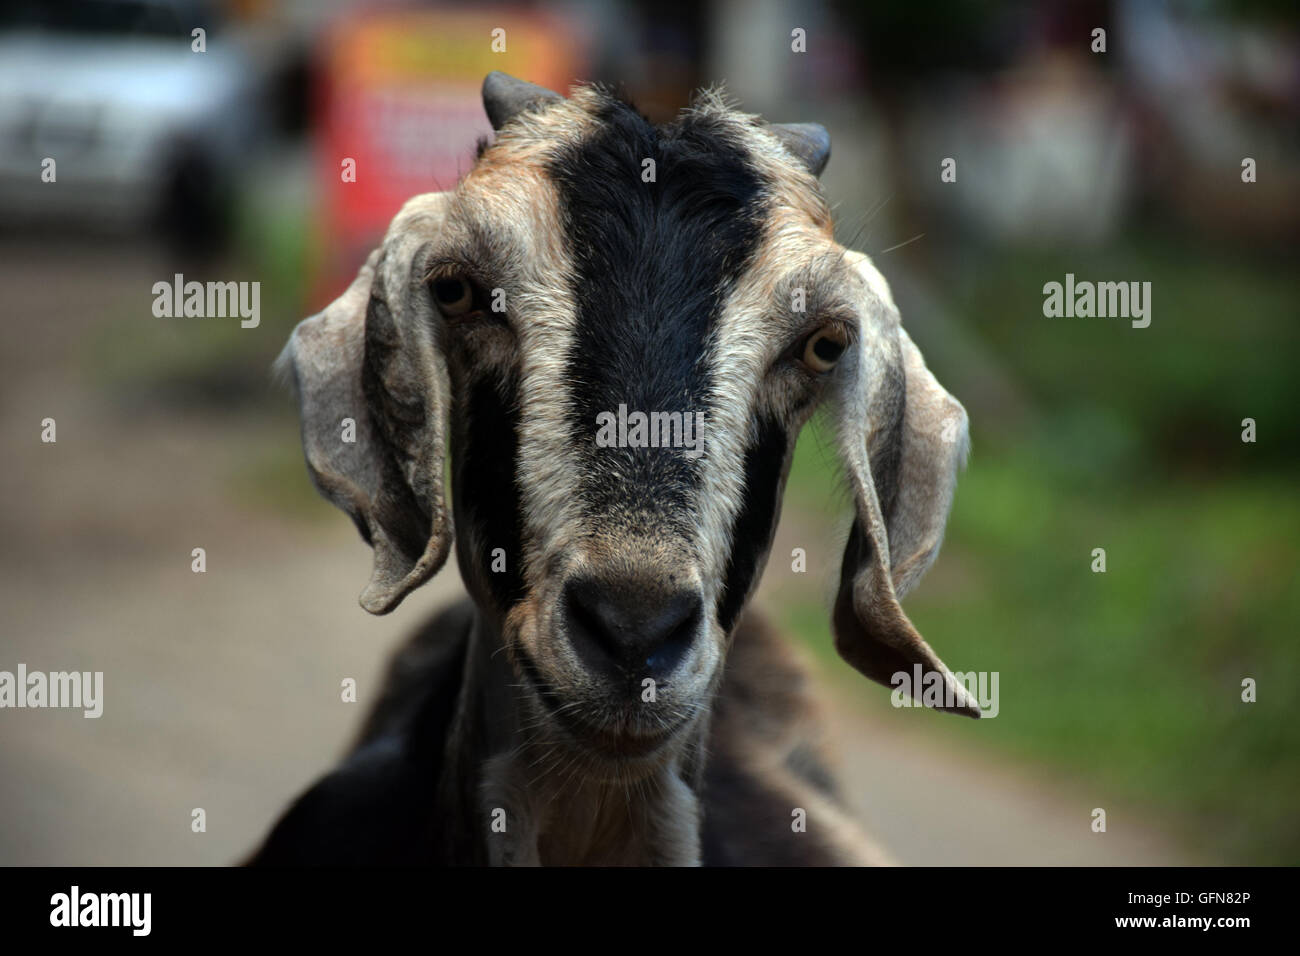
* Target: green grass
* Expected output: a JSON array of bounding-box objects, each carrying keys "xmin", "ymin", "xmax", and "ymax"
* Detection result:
[
  {"xmin": 781, "ymin": 436, "xmax": 1299, "ymax": 863},
  {"xmin": 774, "ymin": 230, "xmax": 1300, "ymax": 863},
  {"xmin": 87, "ymin": 188, "xmax": 312, "ymax": 408},
  {"xmin": 948, "ymin": 233, "xmax": 1299, "ymax": 471}
]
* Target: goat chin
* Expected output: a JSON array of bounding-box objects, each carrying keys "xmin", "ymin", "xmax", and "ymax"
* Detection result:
[
  {"xmin": 512, "ymin": 690, "xmax": 696, "ymax": 776},
  {"xmin": 539, "ymin": 713, "xmax": 698, "ymax": 775}
]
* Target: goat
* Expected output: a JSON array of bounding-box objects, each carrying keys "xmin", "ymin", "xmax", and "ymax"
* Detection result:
[{"xmin": 249, "ymin": 72, "xmax": 978, "ymax": 867}]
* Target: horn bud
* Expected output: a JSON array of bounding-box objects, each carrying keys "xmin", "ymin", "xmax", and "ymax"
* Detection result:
[
  {"xmin": 482, "ymin": 71, "xmax": 562, "ymax": 130},
  {"xmin": 770, "ymin": 122, "xmax": 831, "ymax": 176}
]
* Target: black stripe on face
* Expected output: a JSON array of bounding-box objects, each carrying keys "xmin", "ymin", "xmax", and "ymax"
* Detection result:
[
  {"xmin": 717, "ymin": 416, "xmax": 791, "ymax": 633},
  {"xmin": 452, "ymin": 373, "xmax": 526, "ymax": 610},
  {"xmin": 548, "ymin": 97, "xmax": 769, "ymax": 522}
]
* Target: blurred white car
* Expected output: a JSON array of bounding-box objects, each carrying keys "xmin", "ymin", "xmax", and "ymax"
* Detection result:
[{"xmin": 0, "ymin": 0, "xmax": 265, "ymax": 247}]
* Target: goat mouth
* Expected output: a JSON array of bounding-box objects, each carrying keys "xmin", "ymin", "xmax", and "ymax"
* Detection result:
[
  {"xmin": 582, "ymin": 723, "xmax": 677, "ymax": 760},
  {"xmin": 516, "ymin": 650, "xmax": 687, "ymax": 759},
  {"xmin": 557, "ymin": 713, "xmax": 684, "ymax": 761}
]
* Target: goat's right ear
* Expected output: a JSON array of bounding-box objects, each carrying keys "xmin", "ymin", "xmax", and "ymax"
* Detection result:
[
  {"xmin": 277, "ymin": 193, "xmax": 453, "ymax": 614},
  {"xmin": 826, "ymin": 253, "xmax": 979, "ymax": 717}
]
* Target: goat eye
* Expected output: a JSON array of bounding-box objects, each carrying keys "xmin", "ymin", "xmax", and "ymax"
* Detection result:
[
  {"xmin": 431, "ymin": 276, "xmax": 475, "ymax": 316},
  {"xmin": 801, "ymin": 327, "xmax": 848, "ymax": 372}
]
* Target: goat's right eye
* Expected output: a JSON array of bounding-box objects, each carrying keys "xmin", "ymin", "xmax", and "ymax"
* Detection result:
[
  {"xmin": 800, "ymin": 326, "xmax": 849, "ymax": 373},
  {"xmin": 431, "ymin": 277, "xmax": 475, "ymax": 316}
]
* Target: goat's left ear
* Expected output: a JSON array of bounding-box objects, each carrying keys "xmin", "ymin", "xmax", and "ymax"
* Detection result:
[
  {"xmin": 277, "ymin": 193, "xmax": 454, "ymax": 615},
  {"xmin": 827, "ymin": 253, "xmax": 979, "ymax": 717}
]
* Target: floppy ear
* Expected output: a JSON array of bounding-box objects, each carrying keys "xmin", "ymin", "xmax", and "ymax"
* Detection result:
[
  {"xmin": 828, "ymin": 253, "xmax": 979, "ymax": 717},
  {"xmin": 278, "ymin": 193, "xmax": 453, "ymax": 614}
]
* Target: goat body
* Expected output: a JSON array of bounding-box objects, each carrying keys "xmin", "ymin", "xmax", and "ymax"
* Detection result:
[{"xmin": 250, "ymin": 600, "xmax": 886, "ymax": 866}]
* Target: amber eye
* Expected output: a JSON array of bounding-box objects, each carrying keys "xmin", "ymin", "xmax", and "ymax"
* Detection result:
[
  {"xmin": 801, "ymin": 326, "xmax": 848, "ymax": 372},
  {"xmin": 431, "ymin": 276, "xmax": 475, "ymax": 316}
]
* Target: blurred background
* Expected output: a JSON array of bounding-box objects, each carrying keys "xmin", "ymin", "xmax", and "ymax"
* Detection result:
[{"xmin": 1, "ymin": 0, "xmax": 1296, "ymax": 865}]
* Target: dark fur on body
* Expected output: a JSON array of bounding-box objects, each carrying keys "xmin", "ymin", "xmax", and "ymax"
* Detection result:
[{"xmin": 249, "ymin": 601, "xmax": 863, "ymax": 866}]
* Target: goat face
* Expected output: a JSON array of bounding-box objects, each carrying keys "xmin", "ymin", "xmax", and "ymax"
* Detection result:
[{"xmin": 280, "ymin": 74, "xmax": 978, "ymax": 778}]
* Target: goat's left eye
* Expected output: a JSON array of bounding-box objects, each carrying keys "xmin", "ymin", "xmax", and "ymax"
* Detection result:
[
  {"xmin": 801, "ymin": 327, "xmax": 848, "ymax": 372},
  {"xmin": 431, "ymin": 276, "xmax": 475, "ymax": 316}
]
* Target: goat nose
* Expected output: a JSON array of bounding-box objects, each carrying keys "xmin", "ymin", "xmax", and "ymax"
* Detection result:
[{"xmin": 562, "ymin": 576, "xmax": 703, "ymax": 677}]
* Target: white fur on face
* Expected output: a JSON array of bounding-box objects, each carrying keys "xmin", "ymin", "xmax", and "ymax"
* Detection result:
[{"xmin": 456, "ymin": 91, "xmax": 843, "ymax": 677}]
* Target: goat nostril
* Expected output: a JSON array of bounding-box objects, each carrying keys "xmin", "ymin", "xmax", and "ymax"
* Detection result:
[
  {"xmin": 565, "ymin": 585, "xmax": 614, "ymax": 655},
  {"xmin": 562, "ymin": 577, "xmax": 702, "ymax": 677},
  {"xmin": 642, "ymin": 599, "xmax": 700, "ymax": 673}
]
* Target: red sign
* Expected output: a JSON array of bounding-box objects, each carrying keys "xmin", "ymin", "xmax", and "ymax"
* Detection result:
[{"xmin": 314, "ymin": 6, "xmax": 586, "ymax": 303}]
